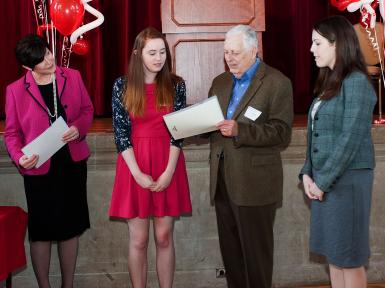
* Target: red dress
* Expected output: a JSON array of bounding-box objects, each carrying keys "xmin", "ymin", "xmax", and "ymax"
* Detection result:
[{"xmin": 109, "ymin": 84, "xmax": 192, "ymax": 218}]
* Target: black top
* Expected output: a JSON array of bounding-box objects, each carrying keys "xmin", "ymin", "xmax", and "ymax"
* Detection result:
[
  {"xmin": 37, "ymin": 82, "xmax": 72, "ymax": 170},
  {"xmin": 38, "ymin": 82, "xmax": 66, "ymax": 123}
]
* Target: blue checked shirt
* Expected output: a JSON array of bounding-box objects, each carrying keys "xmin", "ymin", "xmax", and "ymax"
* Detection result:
[{"xmin": 226, "ymin": 58, "xmax": 261, "ymax": 119}]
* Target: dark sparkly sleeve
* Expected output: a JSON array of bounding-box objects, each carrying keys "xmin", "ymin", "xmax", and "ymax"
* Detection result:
[
  {"xmin": 112, "ymin": 77, "xmax": 133, "ymax": 152},
  {"xmin": 170, "ymin": 80, "xmax": 186, "ymax": 148}
]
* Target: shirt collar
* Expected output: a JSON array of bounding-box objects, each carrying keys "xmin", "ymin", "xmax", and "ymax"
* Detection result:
[{"xmin": 232, "ymin": 57, "xmax": 261, "ymax": 83}]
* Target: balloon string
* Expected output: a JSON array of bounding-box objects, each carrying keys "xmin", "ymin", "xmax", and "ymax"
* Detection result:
[
  {"xmin": 44, "ymin": 0, "xmax": 50, "ymax": 44},
  {"xmin": 363, "ymin": 18, "xmax": 379, "ymax": 51},
  {"xmin": 32, "ymin": 0, "xmax": 39, "ymax": 27},
  {"xmin": 373, "ymin": 27, "xmax": 385, "ymax": 89}
]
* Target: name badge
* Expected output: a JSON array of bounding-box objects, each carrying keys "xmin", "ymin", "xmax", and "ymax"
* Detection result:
[{"xmin": 244, "ymin": 106, "xmax": 262, "ymax": 121}]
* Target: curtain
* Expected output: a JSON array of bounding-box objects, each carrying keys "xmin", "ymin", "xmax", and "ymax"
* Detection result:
[
  {"xmin": 0, "ymin": 0, "xmax": 363, "ymax": 118},
  {"xmin": 0, "ymin": 0, "xmax": 161, "ymax": 118},
  {"xmin": 263, "ymin": 0, "xmax": 359, "ymax": 113}
]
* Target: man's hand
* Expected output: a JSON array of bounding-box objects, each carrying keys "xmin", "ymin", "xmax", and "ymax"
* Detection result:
[{"xmin": 217, "ymin": 120, "xmax": 238, "ymax": 137}]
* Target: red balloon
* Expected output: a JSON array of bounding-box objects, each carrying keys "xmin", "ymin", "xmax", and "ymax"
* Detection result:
[
  {"xmin": 330, "ymin": 0, "xmax": 358, "ymax": 11},
  {"xmin": 50, "ymin": 0, "xmax": 84, "ymax": 36},
  {"xmin": 72, "ymin": 38, "xmax": 90, "ymax": 55}
]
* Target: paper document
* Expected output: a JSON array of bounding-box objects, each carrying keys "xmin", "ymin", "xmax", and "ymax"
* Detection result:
[
  {"xmin": 22, "ymin": 116, "xmax": 69, "ymax": 168},
  {"xmin": 163, "ymin": 96, "xmax": 224, "ymax": 140}
]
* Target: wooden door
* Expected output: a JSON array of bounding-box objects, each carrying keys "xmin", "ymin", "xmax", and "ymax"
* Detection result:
[{"xmin": 162, "ymin": 0, "xmax": 265, "ymax": 104}]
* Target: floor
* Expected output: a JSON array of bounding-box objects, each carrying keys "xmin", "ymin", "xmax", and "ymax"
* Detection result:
[{"xmin": 300, "ymin": 284, "xmax": 385, "ymax": 288}]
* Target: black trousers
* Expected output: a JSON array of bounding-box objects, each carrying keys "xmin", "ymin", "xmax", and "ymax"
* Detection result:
[{"xmin": 214, "ymin": 160, "xmax": 277, "ymax": 288}]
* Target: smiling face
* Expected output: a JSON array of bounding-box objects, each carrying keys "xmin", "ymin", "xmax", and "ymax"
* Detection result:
[
  {"xmin": 224, "ymin": 33, "xmax": 257, "ymax": 79},
  {"xmin": 310, "ymin": 30, "xmax": 336, "ymax": 70},
  {"xmin": 141, "ymin": 38, "xmax": 167, "ymax": 81},
  {"xmin": 31, "ymin": 48, "xmax": 56, "ymax": 76}
]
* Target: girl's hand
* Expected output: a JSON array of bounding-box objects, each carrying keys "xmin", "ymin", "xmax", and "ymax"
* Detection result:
[
  {"xmin": 151, "ymin": 170, "xmax": 173, "ymax": 192},
  {"xmin": 133, "ymin": 172, "xmax": 155, "ymax": 189}
]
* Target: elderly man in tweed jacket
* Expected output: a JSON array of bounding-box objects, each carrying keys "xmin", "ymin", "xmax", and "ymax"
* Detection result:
[{"xmin": 208, "ymin": 25, "xmax": 293, "ymax": 288}]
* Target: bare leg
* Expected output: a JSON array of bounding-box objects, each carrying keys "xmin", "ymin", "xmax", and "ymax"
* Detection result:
[
  {"xmin": 330, "ymin": 264, "xmax": 345, "ymax": 288},
  {"xmin": 153, "ymin": 217, "xmax": 175, "ymax": 288},
  {"xmin": 127, "ymin": 218, "xmax": 150, "ymax": 288},
  {"xmin": 57, "ymin": 236, "xmax": 79, "ymax": 288},
  {"xmin": 30, "ymin": 241, "xmax": 52, "ymax": 288},
  {"xmin": 343, "ymin": 266, "xmax": 367, "ymax": 288}
]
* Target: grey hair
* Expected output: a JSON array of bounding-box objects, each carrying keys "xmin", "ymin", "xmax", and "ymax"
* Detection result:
[{"xmin": 225, "ymin": 25, "xmax": 258, "ymax": 50}]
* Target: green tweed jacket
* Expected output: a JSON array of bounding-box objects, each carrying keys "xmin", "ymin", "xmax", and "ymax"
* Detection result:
[
  {"xmin": 300, "ymin": 71, "xmax": 376, "ymax": 192},
  {"xmin": 208, "ymin": 62, "xmax": 293, "ymax": 206}
]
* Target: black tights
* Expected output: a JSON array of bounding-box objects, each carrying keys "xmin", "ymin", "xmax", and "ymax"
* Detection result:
[{"xmin": 30, "ymin": 236, "xmax": 79, "ymax": 288}]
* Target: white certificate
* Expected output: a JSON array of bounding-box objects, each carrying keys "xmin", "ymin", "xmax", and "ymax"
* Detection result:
[
  {"xmin": 22, "ymin": 116, "xmax": 69, "ymax": 168},
  {"xmin": 163, "ymin": 96, "xmax": 224, "ymax": 140}
]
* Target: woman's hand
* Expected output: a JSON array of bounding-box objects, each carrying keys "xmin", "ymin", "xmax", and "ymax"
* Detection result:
[
  {"xmin": 19, "ymin": 154, "xmax": 39, "ymax": 169},
  {"xmin": 133, "ymin": 171, "xmax": 155, "ymax": 190},
  {"xmin": 303, "ymin": 174, "xmax": 318, "ymax": 200},
  {"xmin": 62, "ymin": 126, "xmax": 80, "ymax": 143},
  {"xmin": 151, "ymin": 170, "xmax": 173, "ymax": 192},
  {"xmin": 309, "ymin": 182, "xmax": 324, "ymax": 201}
]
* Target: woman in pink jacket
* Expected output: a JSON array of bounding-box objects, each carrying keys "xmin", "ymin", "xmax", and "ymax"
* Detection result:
[{"xmin": 4, "ymin": 34, "xmax": 93, "ymax": 288}]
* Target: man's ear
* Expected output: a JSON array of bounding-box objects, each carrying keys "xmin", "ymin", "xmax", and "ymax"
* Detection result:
[{"xmin": 22, "ymin": 65, "xmax": 32, "ymax": 71}]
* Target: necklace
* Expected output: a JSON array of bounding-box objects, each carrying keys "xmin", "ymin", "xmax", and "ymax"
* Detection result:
[{"xmin": 46, "ymin": 74, "xmax": 58, "ymax": 122}]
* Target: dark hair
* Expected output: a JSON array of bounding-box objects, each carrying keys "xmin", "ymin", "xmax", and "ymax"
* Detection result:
[
  {"xmin": 123, "ymin": 27, "xmax": 182, "ymax": 116},
  {"xmin": 15, "ymin": 34, "xmax": 49, "ymax": 69},
  {"xmin": 313, "ymin": 15, "xmax": 368, "ymax": 100}
]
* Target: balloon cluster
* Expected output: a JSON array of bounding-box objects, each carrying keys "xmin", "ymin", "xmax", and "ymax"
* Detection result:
[
  {"xmin": 330, "ymin": 0, "xmax": 384, "ymax": 28},
  {"xmin": 330, "ymin": 0, "xmax": 385, "ymax": 124},
  {"xmin": 32, "ymin": 0, "xmax": 104, "ymax": 66}
]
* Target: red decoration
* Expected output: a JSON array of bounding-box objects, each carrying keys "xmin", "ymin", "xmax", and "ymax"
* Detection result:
[
  {"xmin": 50, "ymin": 0, "xmax": 85, "ymax": 36},
  {"xmin": 37, "ymin": 23, "xmax": 55, "ymax": 36},
  {"xmin": 360, "ymin": 1, "xmax": 379, "ymax": 28},
  {"xmin": 330, "ymin": 0, "xmax": 358, "ymax": 11},
  {"xmin": 72, "ymin": 38, "xmax": 90, "ymax": 55}
]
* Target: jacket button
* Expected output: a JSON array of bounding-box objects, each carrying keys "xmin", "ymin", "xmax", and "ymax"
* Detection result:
[
  {"xmin": 63, "ymin": 104, "xmax": 68, "ymax": 109},
  {"xmin": 313, "ymin": 148, "xmax": 318, "ymax": 153},
  {"xmin": 314, "ymin": 133, "xmax": 319, "ymax": 137}
]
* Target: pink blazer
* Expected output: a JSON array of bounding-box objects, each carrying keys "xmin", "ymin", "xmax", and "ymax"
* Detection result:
[{"xmin": 4, "ymin": 67, "xmax": 94, "ymax": 175}]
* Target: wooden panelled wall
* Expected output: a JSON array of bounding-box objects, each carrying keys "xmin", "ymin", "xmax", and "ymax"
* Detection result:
[{"xmin": 162, "ymin": 0, "xmax": 265, "ymax": 104}]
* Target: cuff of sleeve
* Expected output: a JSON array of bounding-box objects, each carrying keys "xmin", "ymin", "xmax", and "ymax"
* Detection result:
[
  {"xmin": 315, "ymin": 178, "xmax": 334, "ymax": 193},
  {"xmin": 232, "ymin": 123, "xmax": 244, "ymax": 148}
]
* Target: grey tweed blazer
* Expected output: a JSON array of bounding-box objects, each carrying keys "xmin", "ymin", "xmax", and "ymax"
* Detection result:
[{"xmin": 300, "ymin": 71, "xmax": 377, "ymax": 192}]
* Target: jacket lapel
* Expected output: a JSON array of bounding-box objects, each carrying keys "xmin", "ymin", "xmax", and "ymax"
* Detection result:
[
  {"xmin": 232, "ymin": 62, "xmax": 265, "ymax": 120},
  {"xmin": 217, "ymin": 73, "xmax": 234, "ymax": 117},
  {"xmin": 56, "ymin": 67, "xmax": 67, "ymax": 100},
  {"xmin": 24, "ymin": 71, "xmax": 47, "ymax": 114}
]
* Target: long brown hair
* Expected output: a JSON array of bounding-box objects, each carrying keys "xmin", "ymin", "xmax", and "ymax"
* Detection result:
[
  {"xmin": 123, "ymin": 27, "xmax": 181, "ymax": 116},
  {"xmin": 313, "ymin": 16, "xmax": 368, "ymax": 100}
]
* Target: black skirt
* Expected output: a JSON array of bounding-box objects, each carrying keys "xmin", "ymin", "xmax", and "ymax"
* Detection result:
[{"xmin": 24, "ymin": 144, "xmax": 90, "ymax": 242}]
